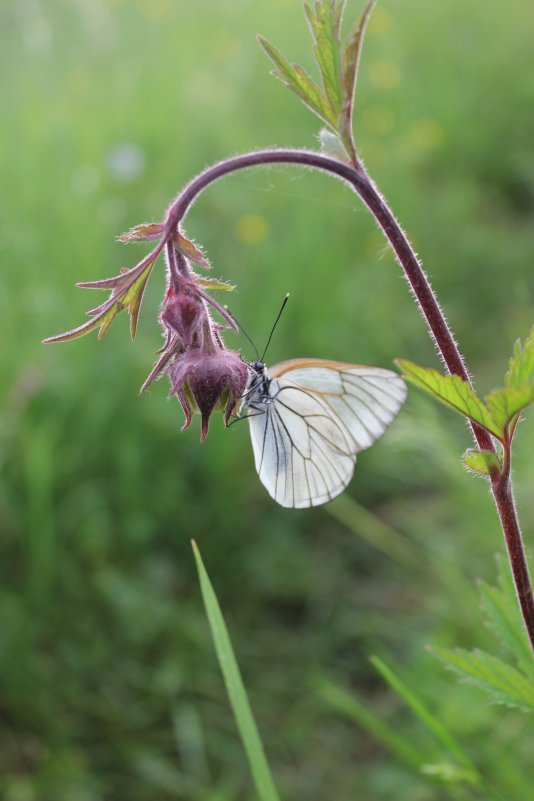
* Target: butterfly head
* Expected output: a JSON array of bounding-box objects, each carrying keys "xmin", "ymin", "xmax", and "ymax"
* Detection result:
[
  {"xmin": 250, "ymin": 359, "xmax": 266, "ymax": 376},
  {"xmin": 249, "ymin": 359, "xmax": 271, "ymax": 392}
]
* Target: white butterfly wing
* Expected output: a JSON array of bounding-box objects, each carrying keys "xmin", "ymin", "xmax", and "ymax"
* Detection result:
[
  {"xmin": 248, "ymin": 377, "xmax": 356, "ymax": 509},
  {"xmin": 270, "ymin": 360, "xmax": 407, "ymax": 454}
]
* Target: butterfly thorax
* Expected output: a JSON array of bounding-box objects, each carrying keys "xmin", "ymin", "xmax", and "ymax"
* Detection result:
[{"xmin": 245, "ymin": 360, "xmax": 272, "ymax": 407}]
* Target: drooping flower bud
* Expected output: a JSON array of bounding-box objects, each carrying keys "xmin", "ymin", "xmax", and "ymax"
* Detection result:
[
  {"xmin": 169, "ymin": 348, "xmax": 250, "ymax": 441},
  {"xmin": 161, "ymin": 283, "xmax": 203, "ymax": 348}
]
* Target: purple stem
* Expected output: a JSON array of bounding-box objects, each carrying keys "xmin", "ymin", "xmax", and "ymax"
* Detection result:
[
  {"xmin": 163, "ymin": 148, "xmax": 534, "ymax": 652},
  {"xmin": 166, "ymin": 240, "xmax": 186, "ymax": 284}
]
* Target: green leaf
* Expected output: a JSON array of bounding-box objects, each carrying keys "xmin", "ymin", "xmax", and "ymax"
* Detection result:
[
  {"xmin": 292, "ymin": 64, "xmax": 337, "ymax": 125},
  {"xmin": 432, "ymin": 648, "xmax": 534, "ymax": 712},
  {"xmin": 120, "ymin": 264, "xmax": 154, "ymax": 338},
  {"xmin": 479, "ymin": 558, "xmax": 534, "ymax": 675},
  {"xmin": 303, "ymin": 1, "xmax": 344, "ymax": 116},
  {"xmin": 339, "ymin": 0, "xmax": 375, "ymax": 152},
  {"xmin": 315, "ymin": 676, "xmax": 425, "ymax": 771},
  {"xmin": 43, "ymin": 254, "xmax": 159, "ymax": 343},
  {"xmin": 257, "ymin": 35, "xmax": 336, "ymax": 127},
  {"xmin": 195, "ymin": 276, "xmax": 236, "ymax": 292},
  {"xmin": 484, "ymin": 384, "xmax": 534, "ymax": 432},
  {"xmin": 259, "ymin": 1, "xmax": 378, "ymax": 164},
  {"xmin": 192, "ymin": 542, "xmax": 280, "ymax": 801},
  {"xmin": 463, "ymin": 448, "xmax": 501, "ymax": 476},
  {"xmin": 395, "ymin": 360, "xmax": 503, "ymax": 439},
  {"xmin": 506, "ymin": 325, "xmax": 534, "ymax": 388}
]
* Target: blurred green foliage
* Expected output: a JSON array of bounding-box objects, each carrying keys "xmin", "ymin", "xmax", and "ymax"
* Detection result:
[{"xmin": 1, "ymin": 0, "xmax": 534, "ymax": 799}]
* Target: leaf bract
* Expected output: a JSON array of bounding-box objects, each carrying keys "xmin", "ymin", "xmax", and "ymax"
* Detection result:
[
  {"xmin": 432, "ymin": 648, "xmax": 534, "ymax": 712},
  {"xmin": 463, "ymin": 449, "xmax": 501, "ymax": 476}
]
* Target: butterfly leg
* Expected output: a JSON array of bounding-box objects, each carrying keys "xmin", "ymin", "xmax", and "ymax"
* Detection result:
[{"xmin": 227, "ymin": 405, "xmax": 266, "ymax": 427}]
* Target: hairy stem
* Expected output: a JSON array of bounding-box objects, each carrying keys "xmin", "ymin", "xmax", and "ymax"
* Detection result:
[
  {"xmin": 166, "ymin": 240, "xmax": 188, "ymax": 283},
  {"xmin": 493, "ymin": 472, "xmax": 534, "ymax": 652},
  {"xmin": 164, "ymin": 148, "xmax": 534, "ymax": 650}
]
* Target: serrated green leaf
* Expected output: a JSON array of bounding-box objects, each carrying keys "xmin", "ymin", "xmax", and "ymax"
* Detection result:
[
  {"xmin": 506, "ymin": 325, "xmax": 534, "ymax": 388},
  {"xmin": 192, "ymin": 542, "xmax": 280, "ymax": 801},
  {"xmin": 303, "ymin": 1, "xmax": 344, "ymax": 116},
  {"xmin": 463, "ymin": 448, "xmax": 501, "ymax": 476},
  {"xmin": 484, "ymin": 384, "xmax": 534, "ymax": 431},
  {"xmin": 257, "ymin": 35, "xmax": 299, "ymax": 90},
  {"xmin": 432, "ymin": 647, "xmax": 534, "ymax": 712},
  {"xmin": 479, "ymin": 560, "xmax": 533, "ymax": 675},
  {"xmin": 257, "ymin": 35, "xmax": 335, "ymax": 126},
  {"xmin": 395, "ymin": 360, "xmax": 503, "ymax": 439},
  {"xmin": 339, "ymin": 0, "xmax": 375, "ymax": 154},
  {"xmin": 292, "ymin": 64, "xmax": 336, "ymax": 124},
  {"xmin": 258, "ymin": 1, "xmax": 377, "ymax": 165}
]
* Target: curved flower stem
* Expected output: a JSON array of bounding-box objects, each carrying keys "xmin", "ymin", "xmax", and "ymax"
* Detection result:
[
  {"xmin": 166, "ymin": 150, "xmax": 493, "ymax": 449},
  {"xmin": 164, "ymin": 148, "xmax": 534, "ymax": 651}
]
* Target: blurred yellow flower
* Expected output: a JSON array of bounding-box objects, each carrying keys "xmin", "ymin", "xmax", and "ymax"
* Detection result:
[
  {"xmin": 360, "ymin": 141, "xmax": 387, "ymax": 168},
  {"xmin": 211, "ymin": 32, "xmax": 240, "ymax": 63},
  {"xmin": 362, "ymin": 105, "xmax": 395, "ymax": 136},
  {"xmin": 368, "ymin": 59, "xmax": 402, "ymax": 91},
  {"xmin": 68, "ymin": 68, "xmax": 91, "ymax": 96},
  {"xmin": 411, "ymin": 118, "xmax": 445, "ymax": 150},
  {"xmin": 138, "ymin": 0, "xmax": 171, "ymax": 20},
  {"xmin": 368, "ymin": 7, "xmax": 393, "ymax": 35},
  {"xmin": 234, "ymin": 214, "xmax": 269, "ymax": 245}
]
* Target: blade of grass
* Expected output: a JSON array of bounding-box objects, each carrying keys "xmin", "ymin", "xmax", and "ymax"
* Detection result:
[
  {"xmin": 192, "ymin": 541, "xmax": 281, "ymax": 801},
  {"xmin": 326, "ymin": 495, "xmax": 421, "ymax": 569},
  {"xmin": 371, "ymin": 656, "xmax": 475, "ymax": 769},
  {"xmin": 371, "ymin": 657, "xmax": 506, "ymax": 801},
  {"xmin": 314, "ymin": 676, "xmax": 424, "ymax": 771}
]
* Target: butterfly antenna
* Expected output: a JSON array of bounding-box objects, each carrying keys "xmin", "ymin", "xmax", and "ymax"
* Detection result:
[
  {"xmin": 224, "ymin": 305, "xmax": 260, "ymax": 360},
  {"xmin": 261, "ymin": 293, "xmax": 290, "ymax": 362}
]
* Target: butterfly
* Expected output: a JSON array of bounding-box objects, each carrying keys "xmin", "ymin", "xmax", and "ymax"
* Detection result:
[{"xmin": 240, "ymin": 357, "xmax": 406, "ymax": 508}]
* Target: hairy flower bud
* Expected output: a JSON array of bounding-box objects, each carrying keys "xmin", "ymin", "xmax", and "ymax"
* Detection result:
[
  {"xmin": 169, "ymin": 348, "xmax": 249, "ymax": 441},
  {"xmin": 161, "ymin": 284, "xmax": 203, "ymax": 348}
]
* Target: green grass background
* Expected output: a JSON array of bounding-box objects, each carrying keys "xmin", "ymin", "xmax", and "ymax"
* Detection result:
[{"xmin": 1, "ymin": 0, "xmax": 534, "ymax": 798}]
